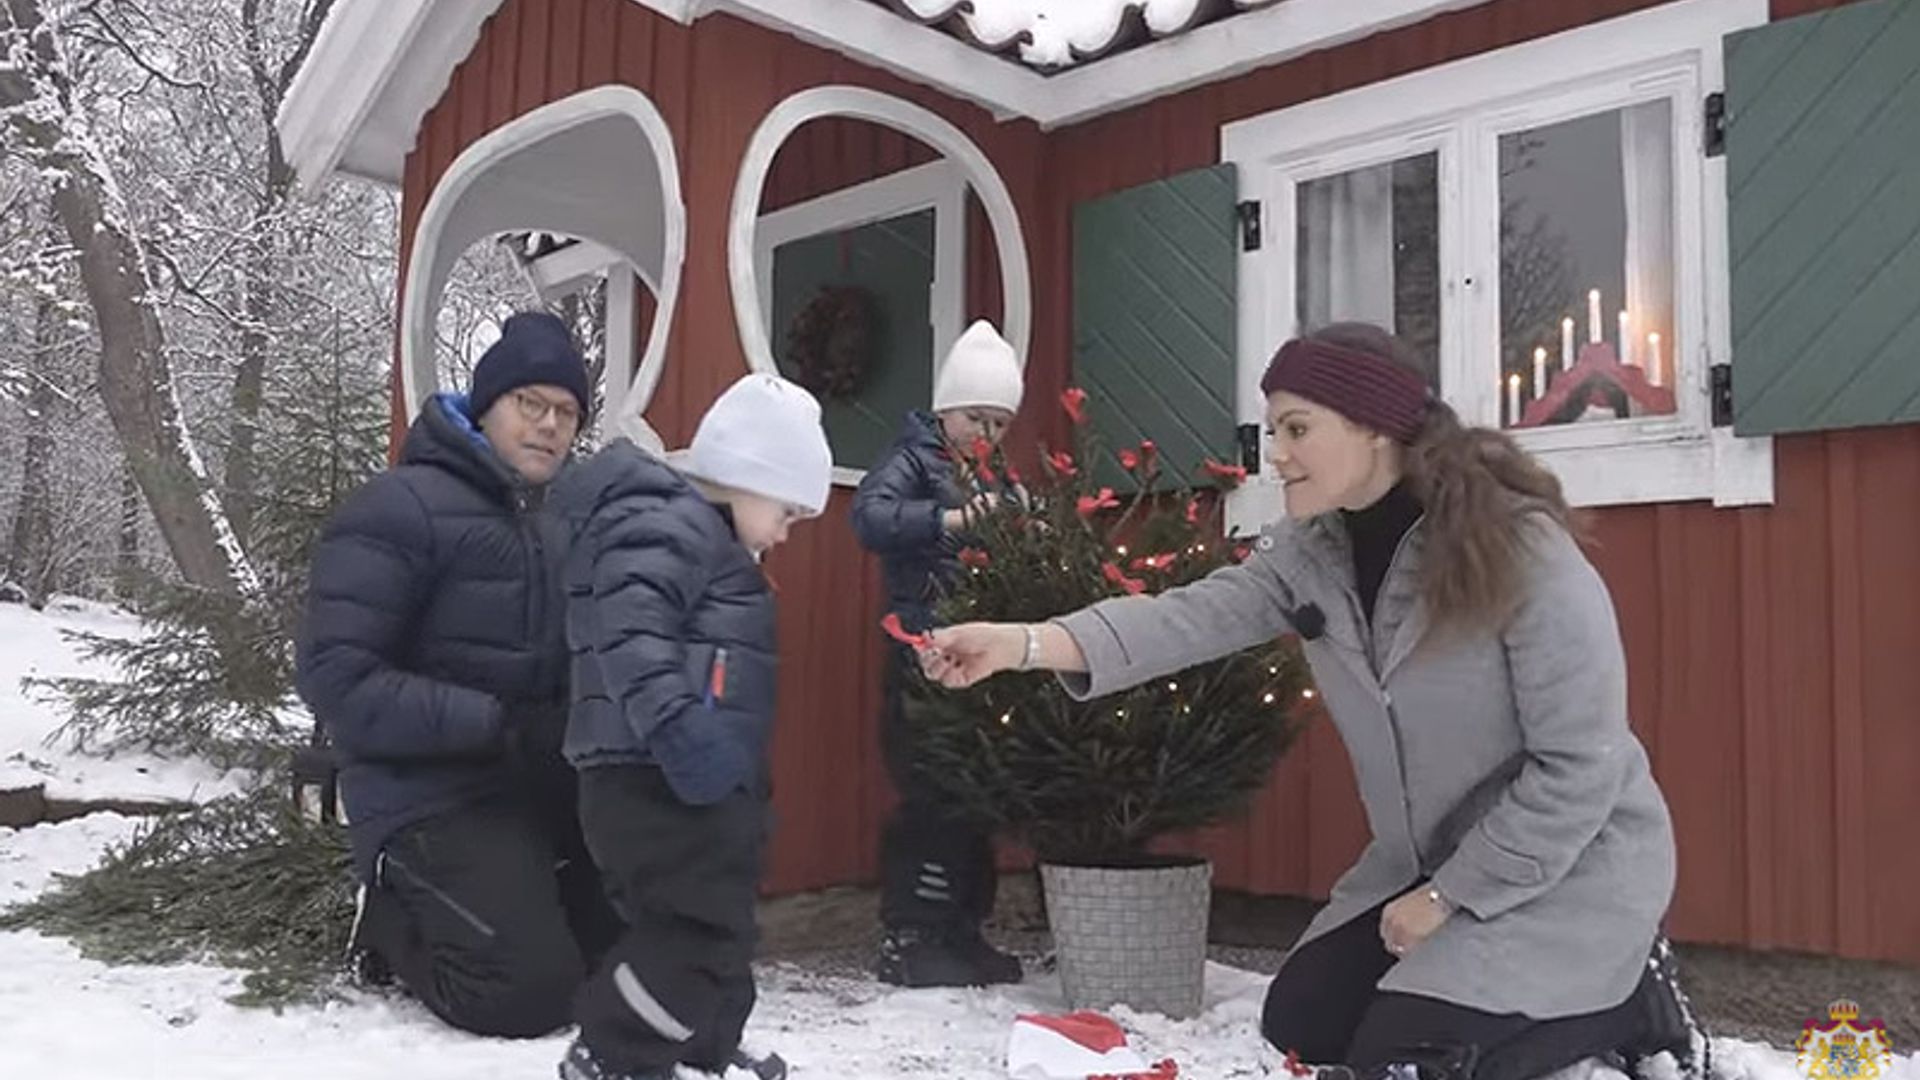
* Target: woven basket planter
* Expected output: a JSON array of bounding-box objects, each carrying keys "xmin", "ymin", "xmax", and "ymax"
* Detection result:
[{"xmin": 1040, "ymin": 857, "xmax": 1212, "ymax": 1019}]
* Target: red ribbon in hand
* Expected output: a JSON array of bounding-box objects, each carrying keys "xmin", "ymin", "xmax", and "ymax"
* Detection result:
[{"xmin": 881, "ymin": 613, "xmax": 933, "ymax": 650}]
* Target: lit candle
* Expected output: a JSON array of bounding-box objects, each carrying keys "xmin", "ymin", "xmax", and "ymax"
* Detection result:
[
  {"xmin": 1533, "ymin": 347, "xmax": 1548, "ymax": 400},
  {"xmin": 1561, "ymin": 317, "xmax": 1575, "ymax": 370},
  {"xmin": 1587, "ymin": 289, "xmax": 1602, "ymax": 344},
  {"xmin": 1619, "ymin": 310, "xmax": 1632, "ymax": 367},
  {"xmin": 1647, "ymin": 332, "xmax": 1663, "ymax": 387},
  {"xmin": 1507, "ymin": 373, "xmax": 1522, "ymax": 427}
]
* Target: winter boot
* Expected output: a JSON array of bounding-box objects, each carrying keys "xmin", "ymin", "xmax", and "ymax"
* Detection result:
[
  {"xmin": 558, "ymin": 1039, "xmax": 677, "ymax": 1080},
  {"xmin": 876, "ymin": 926, "xmax": 986, "ymax": 988},
  {"xmin": 1622, "ymin": 937, "xmax": 1710, "ymax": 1080},
  {"xmin": 726, "ymin": 1047, "xmax": 789, "ymax": 1079},
  {"xmin": 1359, "ymin": 1043, "xmax": 1482, "ymax": 1080},
  {"xmin": 344, "ymin": 881, "xmax": 393, "ymax": 987},
  {"xmin": 950, "ymin": 925, "xmax": 1023, "ymax": 985}
]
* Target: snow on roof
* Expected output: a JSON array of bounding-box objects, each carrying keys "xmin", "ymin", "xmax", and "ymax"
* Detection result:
[
  {"xmin": 874, "ymin": 0, "xmax": 1281, "ymax": 69},
  {"xmin": 280, "ymin": 0, "xmax": 1483, "ymax": 190}
]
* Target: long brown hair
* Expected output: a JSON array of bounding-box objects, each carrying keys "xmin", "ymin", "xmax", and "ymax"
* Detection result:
[{"xmin": 1306, "ymin": 323, "xmax": 1577, "ymax": 630}]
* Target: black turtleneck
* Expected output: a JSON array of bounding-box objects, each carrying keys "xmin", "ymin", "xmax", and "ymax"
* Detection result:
[{"xmin": 1341, "ymin": 480, "xmax": 1422, "ymax": 626}]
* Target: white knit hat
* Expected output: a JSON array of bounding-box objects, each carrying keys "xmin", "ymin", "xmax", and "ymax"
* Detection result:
[
  {"xmin": 931, "ymin": 320, "xmax": 1023, "ymax": 414},
  {"xmin": 678, "ymin": 372, "xmax": 833, "ymax": 516}
]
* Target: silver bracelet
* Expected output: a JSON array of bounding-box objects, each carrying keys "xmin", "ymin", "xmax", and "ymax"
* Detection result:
[
  {"xmin": 1018, "ymin": 624, "xmax": 1041, "ymax": 671},
  {"xmin": 1425, "ymin": 885, "xmax": 1454, "ymax": 915}
]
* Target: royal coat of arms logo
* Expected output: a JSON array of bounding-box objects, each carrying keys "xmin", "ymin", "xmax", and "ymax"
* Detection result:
[{"xmin": 1797, "ymin": 1000, "xmax": 1895, "ymax": 1080}]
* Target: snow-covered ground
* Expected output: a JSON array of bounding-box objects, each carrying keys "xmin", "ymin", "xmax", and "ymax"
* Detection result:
[
  {"xmin": 2, "ymin": 601, "xmax": 1915, "ymax": 1079},
  {"xmin": 0, "ymin": 598, "xmax": 249, "ymax": 804}
]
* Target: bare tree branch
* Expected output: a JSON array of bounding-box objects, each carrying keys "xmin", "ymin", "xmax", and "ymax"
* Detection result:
[{"xmin": 72, "ymin": 3, "xmax": 213, "ymax": 92}]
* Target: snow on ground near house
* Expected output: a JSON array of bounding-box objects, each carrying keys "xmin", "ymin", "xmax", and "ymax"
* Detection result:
[
  {"xmin": 0, "ymin": 598, "xmax": 249, "ymax": 804},
  {"xmin": 4, "ymin": 816, "xmax": 1918, "ymax": 1080}
]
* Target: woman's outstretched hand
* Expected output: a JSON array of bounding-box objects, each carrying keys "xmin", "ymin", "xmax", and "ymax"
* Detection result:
[{"xmin": 921, "ymin": 623, "xmax": 1025, "ymax": 688}]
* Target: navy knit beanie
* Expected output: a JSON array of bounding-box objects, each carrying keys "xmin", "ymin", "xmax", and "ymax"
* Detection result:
[{"xmin": 469, "ymin": 312, "xmax": 590, "ymax": 420}]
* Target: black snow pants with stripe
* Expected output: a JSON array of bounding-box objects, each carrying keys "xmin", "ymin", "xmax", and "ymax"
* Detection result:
[{"xmin": 573, "ymin": 763, "xmax": 768, "ymax": 1075}]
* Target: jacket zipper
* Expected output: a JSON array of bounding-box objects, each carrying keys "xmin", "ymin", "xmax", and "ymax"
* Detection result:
[
  {"xmin": 515, "ymin": 489, "xmax": 549, "ymax": 690},
  {"xmin": 1357, "ymin": 514, "xmax": 1427, "ymax": 869}
]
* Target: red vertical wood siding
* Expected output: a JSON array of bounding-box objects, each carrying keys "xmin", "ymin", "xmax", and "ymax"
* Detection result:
[{"xmin": 392, "ymin": 0, "xmax": 1919, "ymax": 964}]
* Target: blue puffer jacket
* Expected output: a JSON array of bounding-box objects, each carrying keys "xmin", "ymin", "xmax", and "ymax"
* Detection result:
[
  {"xmin": 553, "ymin": 440, "xmax": 776, "ymax": 806},
  {"xmin": 295, "ymin": 393, "xmax": 572, "ymax": 880},
  {"xmin": 852, "ymin": 410, "xmax": 1000, "ymax": 633}
]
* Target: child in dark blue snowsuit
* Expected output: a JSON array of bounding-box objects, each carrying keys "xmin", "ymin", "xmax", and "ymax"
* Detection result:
[{"xmin": 555, "ymin": 374, "xmax": 831, "ymax": 1080}]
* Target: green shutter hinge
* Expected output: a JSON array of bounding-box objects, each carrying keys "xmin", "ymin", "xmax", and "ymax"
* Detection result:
[
  {"xmin": 1237, "ymin": 423, "xmax": 1262, "ymax": 473},
  {"xmin": 1704, "ymin": 92, "xmax": 1727, "ymax": 158},
  {"xmin": 1237, "ymin": 200, "xmax": 1262, "ymax": 252},
  {"xmin": 1710, "ymin": 363, "xmax": 1733, "ymax": 426}
]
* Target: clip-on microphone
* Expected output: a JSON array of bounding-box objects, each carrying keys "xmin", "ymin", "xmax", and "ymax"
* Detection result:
[{"xmin": 1282, "ymin": 599, "xmax": 1325, "ymax": 642}]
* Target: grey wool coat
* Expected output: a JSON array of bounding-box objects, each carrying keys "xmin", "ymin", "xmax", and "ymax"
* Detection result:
[{"xmin": 1055, "ymin": 508, "xmax": 1676, "ymax": 1019}]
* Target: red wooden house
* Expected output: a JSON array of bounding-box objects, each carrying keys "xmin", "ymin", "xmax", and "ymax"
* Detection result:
[{"xmin": 279, "ymin": 0, "xmax": 1920, "ymax": 967}]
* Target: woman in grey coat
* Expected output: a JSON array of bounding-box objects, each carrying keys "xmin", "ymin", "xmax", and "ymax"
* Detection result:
[{"xmin": 921, "ymin": 323, "xmax": 1702, "ymax": 1080}]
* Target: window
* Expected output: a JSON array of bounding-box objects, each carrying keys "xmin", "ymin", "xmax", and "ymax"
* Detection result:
[
  {"xmin": 1295, "ymin": 151, "xmax": 1442, "ymax": 390},
  {"xmin": 752, "ymin": 161, "xmax": 967, "ymax": 484},
  {"xmin": 1498, "ymin": 102, "xmax": 1675, "ymax": 430},
  {"xmin": 1223, "ymin": 0, "xmax": 1774, "ymax": 521}
]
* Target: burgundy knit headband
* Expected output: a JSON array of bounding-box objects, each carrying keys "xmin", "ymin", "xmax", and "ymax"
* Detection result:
[{"xmin": 1260, "ymin": 337, "xmax": 1430, "ymax": 443}]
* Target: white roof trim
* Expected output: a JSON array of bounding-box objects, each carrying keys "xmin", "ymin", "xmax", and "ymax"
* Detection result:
[
  {"xmin": 280, "ymin": 0, "xmax": 1497, "ymax": 189},
  {"xmin": 278, "ymin": 0, "xmax": 507, "ymax": 188}
]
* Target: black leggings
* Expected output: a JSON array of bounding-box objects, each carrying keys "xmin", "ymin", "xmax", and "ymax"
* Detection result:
[{"xmin": 1261, "ymin": 903, "xmax": 1652, "ymax": 1080}]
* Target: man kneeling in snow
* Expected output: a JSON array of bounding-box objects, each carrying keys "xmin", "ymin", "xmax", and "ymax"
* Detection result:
[{"xmin": 296, "ymin": 312, "xmax": 620, "ymax": 1037}]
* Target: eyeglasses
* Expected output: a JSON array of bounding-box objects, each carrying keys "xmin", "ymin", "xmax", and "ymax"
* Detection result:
[{"xmin": 509, "ymin": 388, "xmax": 582, "ymax": 430}]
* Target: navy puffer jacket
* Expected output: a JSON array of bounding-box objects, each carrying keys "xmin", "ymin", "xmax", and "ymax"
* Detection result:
[
  {"xmin": 553, "ymin": 440, "xmax": 776, "ymax": 806},
  {"xmin": 853, "ymin": 410, "xmax": 1025, "ymax": 633},
  {"xmin": 295, "ymin": 393, "xmax": 572, "ymax": 880}
]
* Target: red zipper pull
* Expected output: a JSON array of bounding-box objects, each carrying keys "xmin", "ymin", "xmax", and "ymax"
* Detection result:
[{"xmin": 708, "ymin": 647, "xmax": 728, "ymax": 704}]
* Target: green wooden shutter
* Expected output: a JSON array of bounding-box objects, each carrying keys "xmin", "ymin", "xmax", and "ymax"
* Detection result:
[
  {"xmin": 770, "ymin": 208, "xmax": 935, "ymax": 472},
  {"xmin": 1072, "ymin": 164, "xmax": 1239, "ymax": 488},
  {"xmin": 1726, "ymin": 0, "xmax": 1920, "ymax": 436}
]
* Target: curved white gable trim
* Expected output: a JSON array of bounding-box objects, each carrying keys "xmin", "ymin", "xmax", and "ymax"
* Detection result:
[
  {"xmin": 285, "ymin": 0, "xmax": 1495, "ymax": 188},
  {"xmin": 728, "ymin": 86, "xmax": 1032, "ymax": 392},
  {"xmin": 401, "ymin": 85, "xmax": 685, "ymax": 446}
]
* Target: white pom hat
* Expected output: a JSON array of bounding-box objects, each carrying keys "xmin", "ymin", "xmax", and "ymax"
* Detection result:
[
  {"xmin": 678, "ymin": 372, "xmax": 833, "ymax": 516},
  {"xmin": 932, "ymin": 320, "xmax": 1024, "ymax": 414}
]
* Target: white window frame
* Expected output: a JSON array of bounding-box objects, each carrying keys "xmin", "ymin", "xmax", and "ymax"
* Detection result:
[
  {"xmin": 753, "ymin": 159, "xmax": 968, "ymax": 487},
  {"xmin": 1220, "ymin": 0, "xmax": 1774, "ymax": 530}
]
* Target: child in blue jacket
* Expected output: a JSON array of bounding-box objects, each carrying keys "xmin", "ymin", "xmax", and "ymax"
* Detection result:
[
  {"xmin": 850, "ymin": 320, "xmax": 1027, "ymax": 988},
  {"xmin": 554, "ymin": 373, "xmax": 831, "ymax": 1080}
]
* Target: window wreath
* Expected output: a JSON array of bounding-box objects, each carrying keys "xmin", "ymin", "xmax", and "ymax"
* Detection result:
[{"xmin": 783, "ymin": 284, "xmax": 876, "ymax": 402}]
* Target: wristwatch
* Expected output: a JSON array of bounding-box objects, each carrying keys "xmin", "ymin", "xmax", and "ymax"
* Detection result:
[{"xmin": 1425, "ymin": 884, "xmax": 1455, "ymax": 916}]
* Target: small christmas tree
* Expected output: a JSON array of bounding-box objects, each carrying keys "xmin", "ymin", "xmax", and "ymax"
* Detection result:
[{"xmin": 898, "ymin": 388, "xmax": 1315, "ymax": 866}]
